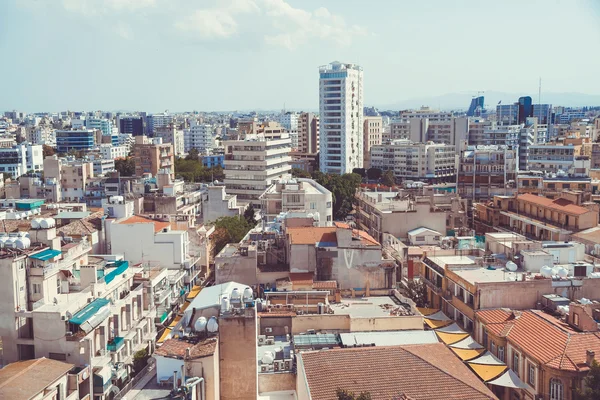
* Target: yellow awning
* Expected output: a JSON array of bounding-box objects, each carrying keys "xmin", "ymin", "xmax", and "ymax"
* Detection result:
[
  {"xmin": 468, "ymin": 363, "xmax": 507, "ymax": 382},
  {"xmin": 436, "ymin": 331, "xmax": 470, "ymax": 345},
  {"xmin": 157, "ymin": 327, "xmax": 172, "ymax": 344},
  {"xmin": 179, "ymin": 301, "xmax": 190, "ymax": 314},
  {"xmin": 187, "ymin": 285, "xmax": 202, "ymax": 300},
  {"xmin": 425, "ymin": 318, "xmax": 452, "ymax": 329},
  {"xmin": 417, "ymin": 307, "xmax": 438, "ymax": 316},
  {"xmin": 452, "ymin": 347, "xmax": 486, "ymax": 361},
  {"xmin": 168, "ymin": 315, "xmax": 182, "ymax": 328}
]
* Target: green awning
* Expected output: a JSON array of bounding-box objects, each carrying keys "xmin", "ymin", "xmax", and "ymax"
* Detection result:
[
  {"xmin": 69, "ymin": 298, "xmax": 111, "ymax": 332},
  {"xmin": 29, "ymin": 248, "xmax": 62, "ymax": 261}
]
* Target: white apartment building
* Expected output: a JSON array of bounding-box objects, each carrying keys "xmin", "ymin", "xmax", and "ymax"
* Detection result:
[
  {"xmin": 400, "ymin": 107, "xmax": 453, "ymax": 121},
  {"xmin": 363, "ymin": 116, "xmax": 382, "ymax": 168},
  {"xmin": 93, "ymin": 158, "xmax": 116, "ymax": 176},
  {"xmin": 100, "ymin": 144, "xmax": 128, "ymax": 160},
  {"xmin": 278, "ymin": 112, "xmax": 299, "ymax": 131},
  {"xmin": 0, "ymin": 144, "xmax": 43, "ymax": 177},
  {"xmin": 28, "ymin": 126, "xmax": 56, "ymax": 146},
  {"xmin": 223, "ymin": 133, "xmax": 292, "ymax": 207},
  {"xmin": 118, "ymin": 133, "xmax": 135, "ymax": 152},
  {"xmin": 298, "ymin": 112, "xmax": 319, "ymax": 154},
  {"xmin": 155, "ymin": 125, "xmax": 185, "ymax": 156},
  {"xmin": 259, "ymin": 178, "xmax": 333, "ymax": 225},
  {"xmin": 319, "ymin": 61, "xmax": 364, "ymax": 174},
  {"xmin": 388, "ymin": 115, "xmax": 469, "ymax": 146},
  {"xmin": 201, "ymin": 185, "xmax": 244, "ymax": 223},
  {"xmin": 370, "ymin": 140, "xmax": 456, "ymax": 181},
  {"xmin": 184, "ymin": 122, "xmax": 214, "ymax": 154},
  {"xmin": 527, "ymin": 144, "xmax": 587, "ymax": 174}
]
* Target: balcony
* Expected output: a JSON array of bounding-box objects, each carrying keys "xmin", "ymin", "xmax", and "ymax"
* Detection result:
[
  {"xmin": 107, "ymin": 336, "xmax": 125, "ymax": 352},
  {"xmin": 154, "ymin": 287, "xmax": 171, "ymax": 304}
]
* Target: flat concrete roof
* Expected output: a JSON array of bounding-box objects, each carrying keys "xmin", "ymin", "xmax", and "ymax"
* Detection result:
[
  {"xmin": 340, "ymin": 330, "xmax": 437, "ymax": 347},
  {"xmin": 258, "ymin": 391, "xmax": 297, "ymax": 400},
  {"xmin": 428, "ymin": 256, "xmax": 477, "ymax": 268},
  {"xmin": 330, "ymin": 297, "xmax": 413, "ymax": 318},
  {"xmin": 451, "ymin": 267, "xmax": 524, "ymax": 284}
]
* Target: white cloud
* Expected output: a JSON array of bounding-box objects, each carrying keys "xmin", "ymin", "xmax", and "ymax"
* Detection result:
[{"xmin": 61, "ymin": 0, "xmax": 156, "ymax": 16}]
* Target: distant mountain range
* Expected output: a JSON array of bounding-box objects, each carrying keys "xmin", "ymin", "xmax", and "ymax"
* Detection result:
[{"xmin": 375, "ymin": 91, "xmax": 600, "ymax": 111}]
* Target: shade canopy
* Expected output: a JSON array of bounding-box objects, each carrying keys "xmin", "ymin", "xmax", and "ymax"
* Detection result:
[
  {"xmin": 424, "ymin": 310, "xmax": 451, "ymax": 321},
  {"xmin": 424, "ymin": 318, "xmax": 452, "ymax": 329},
  {"xmin": 468, "ymin": 351, "xmax": 505, "ymax": 366},
  {"xmin": 487, "ymin": 369, "xmax": 528, "ymax": 389},
  {"xmin": 435, "ymin": 331, "xmax": 470, "ymax": 345},
  {"xmin": 468, "ymin": 363, "xmax": 507, "ymax": 382},
  {"xmin": 452, "ymin": 347, "xmax": 486, "ymax": 361},
  {"xmin": 435, "ymin": 322, "xmax": 466, "ymax": 334},
  {"xmin": 449, "ymin": 336, "xmax": 484, "ymax": 350}
]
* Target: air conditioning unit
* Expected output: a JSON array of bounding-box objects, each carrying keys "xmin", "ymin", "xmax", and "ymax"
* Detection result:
[
  {"xmin": 275, "ymin": 304, "xmax": 282, "ymax": 309},
  {"xmin": 265, "ymin": 338, "xmax": 275, "ymax": 345},
  {"xmin": 274, "ymin": 360, "xmax": 284, "ymax": 372},
  {"xmin": 260, "ymin": 365, "xmax": 269, "ymax": 373},
  {"xmin": 265, "ymin": 327, "xmax": 273, "ymax": 334},
  {"xmin": 286, "ymin": 304, "xmax": 294, "ymax": 310},
  {"xmin": 258, "ymin": 335, "xmax": 266, "ymax": 345},
  {"xmin": 284, "ymin": 359, "xmax": 292, "ymax": 370}
]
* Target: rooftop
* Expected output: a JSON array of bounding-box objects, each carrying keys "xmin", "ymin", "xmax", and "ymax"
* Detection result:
[
  {"xmin": 154, "ymin": 338, "xmax": 218, "ymax": 359},
  {"xmin": 450, "ymin": 266, "xmax": 527, "ymax": 284},
  {"xmin": 518, "ymin": 193, "xmax": 591, "ymax": 216},
  {"xmin": 299, "ymin": 344, "xmax": 497, "ymax": 400},
  {"xmin": 339, "ymin": 330, "xmax": 439, "ymax": 347},
  {"xmin": 0, "ymin": 358, "xmax": 74, "ymax": 399},
  {"xmin": 330, "ymin": 296, "xmax": 414, "ymax": 318},
  {"xmin": 117, "ymin": 215, "xmax": 170, "ymax": 233}
]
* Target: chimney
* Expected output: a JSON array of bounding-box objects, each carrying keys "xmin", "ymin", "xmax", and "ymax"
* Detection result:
[
  {"xmin": 173, "ymin": 371, "xmax": 178, "ymax": 390},
  {"xmin": 587, "ymin": 350, "xmax": 595, "ymax": 366}
]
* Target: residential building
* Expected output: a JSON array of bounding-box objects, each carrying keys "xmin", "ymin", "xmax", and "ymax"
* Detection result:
[
  {"xmin": 278, "ymin": 112, "xmax": 299, "ymax": 132},
  {"xmin": 400, "ymin": 108, "xmax": 452, "ymax": 121},
  {"xmin": 356, "ymin": 188, "xmax": 467, "ymax": 242},
  {"xmin": 99, "ymin": 144, "xmax": 128, "ymax": 160},
  {"xmin": 297, "ymin": 344, "xmax": 497, "ymax": 400},
  {"xmin": 28, "ymin": 126, "xmax": 56, "ymax": 146},
  {"xmin": 370, "ymin": 140, "xmax": 456, "ymax": 182},
  {"xmin": 201, "ymin": 185, "xmax": 244, "ymax": 223},
  {"xmin": 319, "ymin": 61, "xmax": 364, "ymax": 174},
  {"xmin": 517, "ymin": 173, "xmax": 594, "ymax": 199},
  {"xmin": 44, "ymin": 157, "xmax": 94, "ymax": 202},
  {"xmin": 0, "ymin": 144, "xmax": 43, "ymax": 177},
  {"xmin": 475, "ymin": 193, "xmax": 599, "ymax": 241},
  {"xmin": 118, "ymin": 133, "xmax": 135, "ymax": 153},
  {"xmin": 469, "ymin": 122, "xmax": 536, "ymax": 171},
  {"xmin": 0, "ymin": 358, "xmax": 91, "ymax": 400},
  {"xmin": 259, "ymin": 178, "xmax": 333, "ymax": 226},
  {"xmin": 146, "ymin": 113, "xmax": 173, "ymax": 135},
  {"xmin": 133, "ymin": 142, "xmax": 174, "ymax": 180},
  {"xmin": 118, "ymin": 116, "xmax": 144, "ymax": 136},
  {"xmin": 390, "ymin": 110, "xmax": 469, "ymax": 146},
  {"xmin": 363, "ymin": 116, "xmax": 382, "ymax": 168},
  {"xmin": 155, "ymin": 125, "xmax": 184, "ymax": 156},
  {"xmin": 467, "ymin": 96, "xmax": 485, "ymax": 117},
  {"xmin": 184, "ymin": 122, "xmax": 214, "ymax": 154},
  {"xmin": 475, "ymin": 307, "xmax": 600, "ymax": 400},
  {"xmin": 297, "ymin": 112, "xmax": 319, "ymax": 154},
  {"xmin": 527, "ymin": 144, "xmax": 590, "ymax": 174},
  {"xmin": 93, "ymin": 158, "xmax": 115, "ymax": 176},
  {"xmin": 201, "ymin": 154, "xmax": 224, "ymax": 168},
  {"xmin": 223, "ymin": 133, "xmax": 291, "ymax": 208},
  {"xmin": 458, "ymin": 145, "xmax": 517, "ymax": 204},
  {"xmin": 56, "ymin": 129, "xmax": 96, "ymax": 153}
]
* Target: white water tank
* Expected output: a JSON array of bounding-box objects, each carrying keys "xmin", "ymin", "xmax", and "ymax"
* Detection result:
[
  {"xmin": 207, "ymin": 317, "xmax": 218, "ymax": 333},
  {"xmin": 540, "ymin": 265, "xmax": 553, "ymax": 278},
  {"xmin": 0, "ymin": 237, "xmax": 7, "ymax": 248},
  {"xmin": 243, "ymin": 287, "xmax": 253, "ymax": 303},
  {"xmin": 505, "ymin": 261, "xmax": 518, "ymax": 272},
  {"xmin": 31, "ymin": 219, "xmax": 42, "ymax": 229},
  {"xmin": 261, "ymin": 351, "xmax": 274, "ymax": 365},
  {"xmin": 231, "ymin": 288, "xmax": 241, "ymax": 303},
  {"xmin": 589, "ymin": 272, "xmax": 600, "ymax": 279},
  {"xmin": 4, "ymin": 238, "xmax": 16, "ymax": 248},
  {"xmin": 556, "ymin": 267, "xmax": 568, "ymax": 278},
  {"xmin": 40, "ymin": 219, "xmax": 50, "ymax": 229},
  {"xmin": 15, "ymin": 237, "xmax": 31, "ymax": 249},
  {"xmin": 221, "ymin": 296, "xmax": 230, "ymax": 312},
  {"xmin": 551, "ymin": 266, "xmax": 560, "ymax": 276},
  {"xmin": 194, "ymin": 317, "xmax": 208, "ymax": 332}
]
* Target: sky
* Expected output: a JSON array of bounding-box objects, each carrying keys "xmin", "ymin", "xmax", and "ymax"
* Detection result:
[{"xmin": 2, "ymin": 0, "xmax": 600, "ymax": 113}]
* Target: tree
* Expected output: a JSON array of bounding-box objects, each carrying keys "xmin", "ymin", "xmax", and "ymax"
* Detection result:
[
  {"xmin": 132, "ymin": 348, "xmax": 149, "ymax": 374},
  {"xmin": 367, "ymin": 167, "xmax": 382, "ymax": 181},
  {"xmin": 291, "ymin": 168, "xmax": 311, "ymax": 178},
  {"xmin": 382, "ymin": 170, "xmax": 395, "ymax": 187},
  {"xmin": 115, "ymin": 157, "xmax": 135, "ymax": 177},
  {"xmin": 212, "ymin": 216, "xmax": 253, "ymax": 254},
  {"xmin": 186, "ymin": 148, "xmax": 200, "ymax": 161},
  {"xmin": 336, "ymin": 389, "xmax": 372, "ymax": 400},
  {"xmin": 311, "ymin": 172, "xmax": 362, "ymax": 220},
  {"xmin": 244, "ymin": 204, "xmax": 256, "ymax": 225},
  {"xmin": 576, "ymin": 360, "xmax": 600, "ymax": 400},
  {"xmin": 405, "ymin": 279, "xmax": 428, "ymax": 308},
  {"xmin": 42, "ymin": 144, "xmax": 55, "ymax": 157},
  {"xmin": 352, "ymin": 168, "xmax": 366, "ymax": 179}
]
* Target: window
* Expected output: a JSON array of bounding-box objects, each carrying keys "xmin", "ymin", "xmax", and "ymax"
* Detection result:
[
  {"xmin": 326, "ymin": 201, "xmax": 332, "ymax": 208},
  {"xmin": 32, "ymin": 283, "xmax": 41, "ymax": 294},
  {"xmin": 491, "ymin": 342, "xmax": 496, "ymax": 355},
  {"xmin": 326, "ymin": 215, "xmax": 331, "ymax": 222},
  {"xmin": 415, "ymin": 236, "xmax": 425, "ymax": 242},
  {"xmin": 49, "ymin": 352, "xmax": 67, "ymax": 361},
  {"xmin": 498, "ymin": 346, "xmax": 505, "ymax": 362},
  {"xmin": 550, "ymin": 378, "xmax": 564, "ymax": 400},
  {"xmin": 482, "ymin": 329, "xmax": 488, "ymax": 347},
  {"xmin": 574, "ymin": 313, "xmax": 580, "ymax": 327},
  {"xmin": 528, "ymin": 363, "xmax": 535, "ymax": 387},
  {"xmin": 513, "ymin": 352, "xmax": 520, "ymax": 376},
  {"xmin": 310, "ymin": 202, "xmax": 316, "ymax": 210}
]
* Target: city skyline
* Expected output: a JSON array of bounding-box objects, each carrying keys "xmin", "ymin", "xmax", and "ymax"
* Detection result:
[{"xmin": 2, "ymin": 0, "xmax": 600, "ymax": 112}]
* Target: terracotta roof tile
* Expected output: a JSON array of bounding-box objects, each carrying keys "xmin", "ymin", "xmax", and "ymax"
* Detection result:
[
  {"xmin": 154, "ymin": 338, "xmax": 217, "ymax": 360},
  {"xmin": 287, "ymin": 227, "xmax": 337, "ymax": 245},
  {"xmin": 299, "ymin": 344, "xmax": 497, "ymax": 400},
  {"xmin": 518, "ymin": 193, "xmax": 591, "ymax": 216},
  {"xmin": 0, "ymin": 358, "xmax": 75, "ymax": 399},
  {"xmin": 290, "ymin": 272, "xmax": 314, "ymax": 287},
  {"xmin": 476, "ymin": 309, "xmax": 514, "ymax": 325},
  {"xmin": 118, "ymin": 215, "xmax": 170, "ymax": 233},
  {"xmin": 312, "ymin": 280, "xmax": 337, "ymax": 290}
]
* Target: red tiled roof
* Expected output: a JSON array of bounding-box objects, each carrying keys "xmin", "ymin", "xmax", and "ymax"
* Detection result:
[
  {"xmin": 353, "ymin": 228, "xmax": 380, "ymax": 246},
  {"xmin": 518, "ymin": 193, "xmax": 591, "ymax": 216},
  {"xmin": 333, "ymin": 222, "xmax": 350, "ymax": 229},
  {"xmin": 475, "ymin": 309, "xmax": 514, "ymax": 325},
  {"xmin": 290, "ymin": 272, "xmax": 314, "ymax": 287},
  {"xmin": 155, "ymin": 338, "xmax": 217, "ymax": 359},
  {"xmin": 118, "ymin": 215, "xmax": 170, "ymax": 233},
  {"xmin": 312, "ymin": 280, "xmax": 337, "ymax": 290},
  {"xmin": 0, "ymin": 358, "xmax": 75, "ymax": 399},
  {"xmin": 300, "ymin": 344, "xmax": 497, "ymax": 400},
  {"xmin": 287, "ymin": 227, "xmax": 337, "ymax": 245},
  {"xmin": 478, "ymin": 310, "xmax": 600, "ymax": 372}
]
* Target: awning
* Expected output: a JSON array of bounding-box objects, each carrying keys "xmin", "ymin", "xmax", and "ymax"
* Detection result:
[
  {"xmin": 468, "ymin": 363, "xmax": 507, "ymax": 382},
  {"xmin": 179, "ymin": 301, "xmax": 191, "ymax": 314},
  {"xmin": 450, "ymin": 336, "xmax": 484, "ymax": 350},
  {"xmin": 187, "ymin": 285, "xmax": 202, "ymax": 300},
  {"xmin": 435, "ymin": 322, "xmax": 466, "ymax": 334},
  {"xmin": 487, "ymin": 369, "xmax": 528, "ymax": 389},
  {"xmin": 417, "ymin": 307, "xmax": 438, "ymax": 316},
  {"xmin": 168, "ymin": 315, "xmax": 182, "ymax": 329},
  {"xmin": 157, "ymin": 327, "xmax": 172, "ymax": 344},
  {"xmin": 435, "ymin": 331, "xmax": 470, "ymax": 345},
  {"xmin": 424, "ymin": 318, "xmax": 452, "ymax": 329},
  {"xmin": 104, "ymin": 261, "xmax": 129, "ymax": 284},
  {"xmin": 468, "ymin": 351, "xmax": 505, "ymax": 366},
  {"xmin": 29, "ymin": 248, "xmax": 62, "ymax": 261},
  {"xmin": 452, "ymin": 347, "xmax": 486, "ymax": 361},
  {"xmin": 69, "ymin": 298, "xmax": 111, "ymax": 333},
  {"xmin": 424, "ymin": 310, "xmax": 451, "ymax": 321}
]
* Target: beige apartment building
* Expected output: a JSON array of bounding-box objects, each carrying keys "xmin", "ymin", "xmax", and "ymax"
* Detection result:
[
  {"xmin": 298, "ymin": 112, "xmax": 319, "ymax": 154},
  {"xmin": 363, "ymin": 116, "xmax": 382, "ymax": 168},
  {"xmin": 133, "ymin": 142, "xmax": 175, "ymax": 179},
  {"xmin": 44, "ymin": 156, "xmax": 94, "ymax": 202},
  {"xmin": 155, "ymin": 125, "xmax": 184, "ymax": 156}
]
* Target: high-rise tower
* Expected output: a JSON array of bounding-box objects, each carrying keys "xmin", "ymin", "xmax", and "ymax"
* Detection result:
[{"xmin": 319, "ymin": 61, "xmax": 363, "ymax": 174}]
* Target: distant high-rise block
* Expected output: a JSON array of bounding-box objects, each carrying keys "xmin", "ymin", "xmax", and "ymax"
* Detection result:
[
  {"xmin": 319, "ymin": 61, "xmax": 363, "ymax": 174},
  {"xmin": 466, "ymin": 96, "xmax": 485, "ymax": 117},
  {"xmin": 119, "ymin": 116, "xmax": 144, "ymax": 136}
]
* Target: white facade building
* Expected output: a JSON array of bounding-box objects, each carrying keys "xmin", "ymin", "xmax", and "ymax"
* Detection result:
[
  {"xmin": 93, "ymin": 158, "xmax": 115, "ymax": 176},
  {"xmin": 29, "ymin": 126, "xmax": 56, "ymax": 146},
  {"xmin": 223, "ymin": 133, "xmax": 292, "ymax": 207},
  {"xmin": 201, "ymin": 185, "xmax": 244, "ymax": 223},
  {"xmin": 259, "ymin": 178, "xmax": 333, "ymax": 226},
  {"xmin": 319, "ymin": 61, "xmax": 364, "ymax": 174},
  {"xmin": 118, "ymin": 133, "xmax": 135, "ymax": 152},
  {"xmin": 278, "ymin": 112, "xmax": 299, "ymax": 131},
  {"xmin": 184, "ymin": 122, "xmax": 214, "ymax": 154},
  {"xmin": 100, "ymin": 144, "xmax": 128, "ymax": 160},
  {"xmin": 0, "ymin": 144, "xmax": 43, "ymax": 177}
]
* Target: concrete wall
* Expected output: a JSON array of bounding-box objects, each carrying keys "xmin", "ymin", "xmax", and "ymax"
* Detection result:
[
  {"xmin": 349, "ymin": 315, "xmax": 423, "ymax": 332},
  {"xmin": 190, "ymin": 351, "xmax": 219, "ymax": 400},
  {"xmin": 258, "ymin": 316, "xmax": 293, "ymax": 336},
  {"xmin": 289, "ymin": 244, "xmax": 315, "ymax": 273},
  {"xmin": 258, "ymin": 372, "xmax": 296, "ymax": 394},
  {"xmin": 381, "ymin": 207, "xmax": 447, "ymax": 241},
  {"xmin": 215, "ymin": 251, "xmax": 258, "ymax": 286},
  {"xmin": 292, "ymin": 314, "xmax": 349, "ymax": 334}
]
